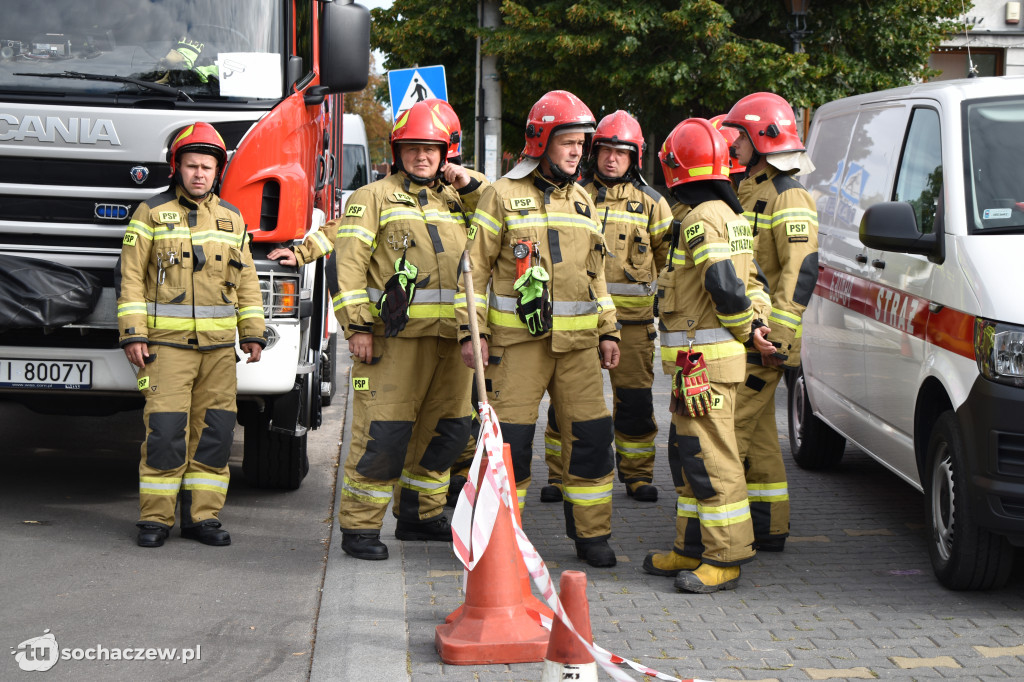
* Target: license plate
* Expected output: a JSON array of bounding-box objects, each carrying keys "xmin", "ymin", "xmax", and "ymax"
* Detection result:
[{"xmin": 0, "ymin": 358, "xmax": 92, "ymax": 389}]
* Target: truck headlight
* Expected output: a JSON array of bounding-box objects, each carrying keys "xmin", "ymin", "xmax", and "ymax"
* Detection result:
[
  {"xmin": 259, "ymin": 273, "xmax": 299, "ymax": 319},
  {"xmin": 975, "ymin": 318, "xmax": 1024, "ymax": 387}
]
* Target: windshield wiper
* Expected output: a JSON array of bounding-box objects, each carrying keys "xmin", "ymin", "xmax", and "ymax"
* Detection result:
[{"xmin": 13, "ymin": 70, "xmax": 194, "ymax": 102}]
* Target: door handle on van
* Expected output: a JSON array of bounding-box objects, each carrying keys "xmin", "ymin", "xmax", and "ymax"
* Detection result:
[
  {"xmin": 871, "ymin": 258, "xmax": 886, "ymax": 269},
  {"xmin": 856, "ymin": 254, "xmax": 868, "ymax": 264}
]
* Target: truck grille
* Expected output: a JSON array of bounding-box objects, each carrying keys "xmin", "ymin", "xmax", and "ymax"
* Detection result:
[
  {"xmin": 0, "ymin": 157, "xmax": 170, "ymax": 190},
  {"xmin": 0, "ymin": 195, "xmax": 137, "ymax": 226}
]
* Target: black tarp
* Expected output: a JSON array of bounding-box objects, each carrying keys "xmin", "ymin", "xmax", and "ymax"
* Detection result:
[{"xmin": 0, "ymin": 255, "xmax": 102, "ymax": 331}]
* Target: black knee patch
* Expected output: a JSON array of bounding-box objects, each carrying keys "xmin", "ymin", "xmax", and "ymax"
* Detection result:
[
  {"xmin": 194, "ymin": 408, "xmax": 236, "ymax": 468},
  {"xmin": 745, "ymin": 374, "xmax": 767, "ymax": 392},
  {"xmin": 501, "ymin": 422, "xmax": 537, "ymax": 483},
  {"xmin": 179, "ymin": 489, "xmax": 194, "ymax": 526},
  {"xmin": 356, "ymin": 420, "xmax": 414, "ymax": 480},
  {"xmin": 567, "ymin": 416, "xmax": 614, "ymax": 479},
  {"xmin": 419, "ymin": 416, "xmax": 472, "ymax": 471},
  {"xmin": 547, "ymin": 404, "xmax": 558, "ymax": 433},
  {"xmin": 751, "ymin": 502, "xmax": 771, "ymax": 539},
  {"xmin": 669, "ymin": 427, "xmax": 716, "ymax": 499},
  {"xmin": 146, "ymin": 412, "xmax": 188, "ymax": 470},
  {"xmin": 614, "ymin": 387, "xmax": 655, "ymax": 436}
]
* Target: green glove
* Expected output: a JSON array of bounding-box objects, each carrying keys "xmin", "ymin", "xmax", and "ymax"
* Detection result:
[
  {"xmin": 514, "ymin": 265, "xmax": 552, "ymax": 337},
  {"xmin": 377, "ymin": 258, "xmax": 418, "ymax": 337}
]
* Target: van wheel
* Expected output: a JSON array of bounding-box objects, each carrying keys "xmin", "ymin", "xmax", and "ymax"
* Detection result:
[
  {"xmin": 926, "ymin": 411, "xmax": 1013, "ymax": 590},
  {"xmin": 787, "ymin": 366, "xmax": 846, "ymax": 470},
  {"xmin": 241, "ymin": 399, "xmax": 310, "ymax": 490}
]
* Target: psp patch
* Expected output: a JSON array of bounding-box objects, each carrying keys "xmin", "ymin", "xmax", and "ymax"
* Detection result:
[
  {"xmin": 786, "ymin": 221, "xmax": 810, "ymax": 243},
  {"xmin": 346, "ymin": 203, "xmax": 366, "ymax": 218},
  {"xmin": 684, "ymin": 221, "xmax": 705, "ymax": 248},
  {"xmin": 352, "ymin": 376, "xmax": 370, "ymax": 391},
  {"xmin": 391, "ymin": 192, "xmax": 415, "ymax": 206},
  {"xmin": 123, "ymin": 233, "xmax": 138, "ymax": 246},
  {"xmin": 158, "ymin": 211, "xmax": 180, "ymax": 224},
  {"xmin": 137, "ymin": 376, "xmax": 149, "ymax": 391},
  {"xmin": 506, "ymin": 196, "xmax": 537, "ymax": 212},
  {"xmin": 709, "ymin": 393, "xmax": 724, "ymax": 410}
]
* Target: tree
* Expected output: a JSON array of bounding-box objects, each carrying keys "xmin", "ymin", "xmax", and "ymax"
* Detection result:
[
  {"xmin": 371, "ymin": 0, "xmax": 963, "ymax": 162},
  {"xmin": 343, "ymin": 53, "xmax": 393, "ymax": 167}
]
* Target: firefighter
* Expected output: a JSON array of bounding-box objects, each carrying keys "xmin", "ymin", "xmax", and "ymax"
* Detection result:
[
  {"xmin": 540, "ymin": 110, "xmax": 673, "ymax": 504},
  {"xmin": 641, "ymin": 118, "xmax": 766, "ymax": 592},
  {"xmin": 118, "ymin": 122, "xmax": 266, "ymax": 548},
  {"xmin": 456, "ymin": 90, "xmax": 622, "ymax": 568},
  {"xmin": 722, "ymin": 92, "xmax": 819, "ymax": 553},
  {"xmin": 332, "ymin": 100, "xmax": 473, "ymax": 561}
]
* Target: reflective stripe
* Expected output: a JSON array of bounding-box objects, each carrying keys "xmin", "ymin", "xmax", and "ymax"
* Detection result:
[
  {"xmin": 742, "ymin": 211, "xmax": 772, "ymax": 231},
  {"xmin": 717, "ymin": 309, "xmax": 754, "ymax": 328},
  {"xmin": 182, "ymin": 472, "xmax": 229, "ymax": 493},
  {"xmin": 516, "ymin": 487, "xmax": 527, "ymax": 510},
  {"xmin": 128, "ymin": 219, "xmax": 154, "ymax": 240},
  {"xmin": 341, "ymin": 476, "xmax": 393, "ymax": 504},
  {"xmin": 677, "ymin": 496, "xmax": 752, "ymax": 527},
  {"xmin": 338, "ymin": 224, "xmax": 376, "ymax": 245},
  {"xmin": 612, "ymin": 294, "xmax": 655, "ymax": 308},
  {"xmin": 650, "ymin": 215, "xmax": 672, "ymax": 238},
  {"xmin": 544, "ymin": 435, "xmax": 561, "ymax": 457},
  {"xmin": 333, "ymin": 289, "xmax": 370, "ymax": 311},
  {"xmin": 660, "ymin": 339, "xmax": 745, "ymax": 363},
  {"xmin": 118, "ymin": 302, "xmax": 148, "ymax": 318},
  {"xmin": 310, "ymin": 230, "xmax": 334, "ymax": 254},
  {"xmin": 190, "ymin": 230, "xmax": 244, "ymax": 247},
  {"xmin": 607, "ymin": 283, "xmax": 653, "ymax": 296},
  {"xmin": 747, "ymin": 483, "xmax": 789, "ymax": 502},
  {"xmin": 772, "ymin": 207, "xmax": 818, "ymax": 229},
  {"xmin": 487, "ymin": 291, "xmax": 596, "ymax": 316},
  {"xmin": 659, "ymin": 327, "xmax": 736, "ymax": 347},
  {"xmin": 505, "ymin": 212, "xmax": 599, "ymax": 233},
  {"xmin": 669, "ymin": 250, "xmax": 687, "ymax": 267},
  {"xmin": 692, "ymin": 242, "xmax": 732, "ymax": 265},
  {"xmin": 595, "ymin": 295, "xmax": 614, "ymax": 312},
  {"xmin": 769, "ymin": 308, "xmax": 802, "ymax": 331},
  {"xmin": 600, "ymin": 210, "xmax": 648, "ymax": 227},
  {"xmin": 453, "ymin": 290, "xmax": 487, "ymax": 310},
  {"xmin": 147, "ymin": 303, "xmax": 235, "ymax": 319},
  {"xmin": 472, "ymin": 209, "xmax": 501, "ymax": 236},
  {"xmin": 400, "ymin": 469, "xmax": 450, "ymax": 493},
  {"xmin": 615, "ymin": 438, "xmax": 655, "ymax": 458},
  {"xmin": 237, "ymin": 305, "xmax": 263, "ymax": 322},
  {"xmin": 139, "ymin": 476, "xmax": 181, "ymax": 495},
  {"xmin": 563, "ymin": 483, "xmax": 613, "ymax": 506},
  {"xmin": 366, "ymin": 288, "xmax": 456, "ymax": 304}
]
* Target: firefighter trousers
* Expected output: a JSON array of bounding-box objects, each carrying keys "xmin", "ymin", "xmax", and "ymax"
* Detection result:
[
  {"xmin": 667, "ymin": 380, "xmax": 755, "ymax": 566},
  {"xmin": 734, "ymin": 364, "xmax": 789, "ymax": 541},
  {"xmin": 544, "ymin": 323, "xmax": 657, "ymax": 494},
  {"xmin": 339, "ymin": 335, "xmax": 472, "ymax": 533},
  {"xmin": 137, "ymin": 345, "xmax": 237, "ymax": 529},
  {"xmin": 486, "ymin": 342, "xmax": 614, "ymax": 542}
]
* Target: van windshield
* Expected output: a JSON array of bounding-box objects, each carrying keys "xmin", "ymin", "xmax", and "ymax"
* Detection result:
[
  {"xmin": 0, "ymin": 0, "xmax": 283, "ymax": 101},
  {"xmin": 965, "ymin": 98, "xmax": 1024, "ymax": 234}
]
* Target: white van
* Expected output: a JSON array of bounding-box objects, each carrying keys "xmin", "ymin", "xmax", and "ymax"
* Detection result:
[
  {"xmin": 340, "ymin": 113, "xmax": 372, "ymax": 210},
  {"xmin": 790, "ymin": 76, "xmax": 1024, "ymax": 590}
]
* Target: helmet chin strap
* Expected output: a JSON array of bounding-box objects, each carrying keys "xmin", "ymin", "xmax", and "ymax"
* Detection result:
[
  {"xmin": 595, "ymin": 169, "xmax": 628, "ymax": 184},
  {"xmin": 542, "ymin": 152, "xmax": 576, "ymax": 184}
]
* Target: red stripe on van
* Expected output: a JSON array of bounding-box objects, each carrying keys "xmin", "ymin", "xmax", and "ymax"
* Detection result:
[{"xmin": 814, "ymin": 265, "xmax": 976, "ymax": 360}]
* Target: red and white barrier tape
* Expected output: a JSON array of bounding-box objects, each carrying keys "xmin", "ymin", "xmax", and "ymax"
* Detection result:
[{"xmin": 451, "ymin": 404, "xmax": 710, "ymax": 682}]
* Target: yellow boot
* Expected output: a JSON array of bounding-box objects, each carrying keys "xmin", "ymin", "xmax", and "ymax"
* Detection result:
[
  {"xmin": 642, "ymin": 550, "xmax": 700, "ymax": 577},
  {"xmin": 674, "ymin": 564, "xmax": 741, "ymax": 593}
]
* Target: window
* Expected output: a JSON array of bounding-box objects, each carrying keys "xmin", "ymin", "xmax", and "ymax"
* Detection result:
[{"xmin": 893, "ymin": 108, "xmax": 942, "ymax": 234}]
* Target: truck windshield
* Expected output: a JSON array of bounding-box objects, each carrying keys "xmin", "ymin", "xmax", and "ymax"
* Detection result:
[
  {"xmin": 1, "ymin": 0, "xmax": 282, "ymax": 101},
  {"xmin": 965, "ymin": 97, "xmax": 1024, "ymax": 234}
]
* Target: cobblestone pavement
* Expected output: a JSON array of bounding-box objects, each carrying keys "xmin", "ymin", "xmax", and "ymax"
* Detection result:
[{"xmin": 323, "ymin": 360, "xmax": 1024, "ymax": 681}]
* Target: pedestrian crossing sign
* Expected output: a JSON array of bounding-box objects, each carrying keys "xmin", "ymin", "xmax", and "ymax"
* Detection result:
[{"xmin": 387, "ymin": 65, "xmax": 448, "ymax": 121}]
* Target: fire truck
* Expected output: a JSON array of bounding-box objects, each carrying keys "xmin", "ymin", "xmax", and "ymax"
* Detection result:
[{"xmin": 0, "ymin": 0, "xmax": 371, "ymax": 489}]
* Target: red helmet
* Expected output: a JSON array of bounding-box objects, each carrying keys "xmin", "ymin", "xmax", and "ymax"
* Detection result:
[
  {"xmin": 722, "ymin": 92, "xmax": 804, "ymax": 155},
  {"xmin": 590, "ymin": 109, "xmax": 645, "ymax": 161},
  {"xmin": 421, "ymin": 98, "xmax": 462, "ymax": 160},
  {"xmin": 169, "ymin": 122, "xmax": 226, "ymax": 176},
  {"xmin": 390, "ymin": 100, "xmax": 451, "ymax": 166},
  {"xmin": 523, "ymin": 90, "xmax": 596, "ymax": 159},
  {"xmin": 709, "ymin": 114, "xmax": 746, "ymax": 175},
  {"xmin": 658, "ymin": 118, "xmax": 731, "ymax": 189}
]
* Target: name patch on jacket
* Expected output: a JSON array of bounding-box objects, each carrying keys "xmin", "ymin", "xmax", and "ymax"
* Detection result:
[
  {"xmin": 727, "ymin": 221, "xmax": 753, "ymax": 253},
  {"xmin": 684, "ymin": 222, "xmax": 705, "ymax": 248},
  {"xmin": 626, "ymin": 201, "xmax": 644, "ymax": 214},
  {"xmin": 786, "ymin": 221, "xmax": 810, "ymax": 242},
  {"xmin": 158, "ymin": 211, "xmax": 180, "ymax": 224},
  {"xmin": 391, "ymin": 192, "xmax": 415, "ymax": 206},
  {"xmin": 574, "ymin": 201, "xmax": 591, "ymax": 218},
  {"xmin": 216, "ymin": 218, "xmax": 233, "ymax": 232},
  {"xmin": 346, "ymin": 204, "xmax": 366, "ymax": 218},
  {"xmin": 505, "ymin": 197, "xmax": 537, "ymax": 211}
]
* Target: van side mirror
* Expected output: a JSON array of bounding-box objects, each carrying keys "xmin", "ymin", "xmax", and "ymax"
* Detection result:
[
  {"xmin": 320, "ymin": 1, "xmax": 371, "ymax": 94},
  {"xmin": 860, "ymin": 201, "xmax": 944, "ymax": 264}
]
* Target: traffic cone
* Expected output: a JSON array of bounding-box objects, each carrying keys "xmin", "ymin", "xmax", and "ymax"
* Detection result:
[
  {"xmin": 435, "ymin": 445, "xmax": 549, "ymax": 664},
  {"xmin": 540, "ymin": 570, "xmax": 597, "ymax": 682},
  {"xmin": 445, "ymin": 443, "xmax": 553, "ymax": 624}
]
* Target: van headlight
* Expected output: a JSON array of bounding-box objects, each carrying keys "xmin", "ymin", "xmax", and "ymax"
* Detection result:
[{"xmin": 975, "ymin": 318, "xmax": 1024, "ymax": 387}]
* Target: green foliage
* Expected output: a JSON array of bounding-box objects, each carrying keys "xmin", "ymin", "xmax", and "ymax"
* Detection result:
[{"xmin": 371, "ymin": 0, "xmax": 964, "ymax": 160}]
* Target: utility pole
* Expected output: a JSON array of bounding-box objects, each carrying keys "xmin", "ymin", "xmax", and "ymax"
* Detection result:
[{"xmin": 475, "ymin": 0, "xmax": 501, "ymax": 181}]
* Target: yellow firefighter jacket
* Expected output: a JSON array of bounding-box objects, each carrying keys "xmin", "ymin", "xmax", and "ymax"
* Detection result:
[
  {"xmin": 736, "ymin": 167, "xmax": 819, "ymax": 367},
  {"xmin": 117, "ymin": 186, "xmax": 266, "ymax": 350},
  {"xmin": 457, "ymin": 170, "xmax": 620, "ymax": 352},
  {"xmin": 581, "ymin": 177, "xmax": 673, "ymax": 324},
  {"xmin": 331, "ymin": 172, "xmax": 469, "ymax": 340},
  {"xmin": 657, "ymin": 199, "xmax": 761, "ymax": 383}
]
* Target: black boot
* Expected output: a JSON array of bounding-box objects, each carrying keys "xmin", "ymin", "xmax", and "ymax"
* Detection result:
[
  {"xmin": 136, "ymin": 522, "xmax": 170, "ymax": 548},
  {"xmin": 395, "ymin": 514, "xmax": 452, "ymax": 542},
  {"xmin": 626, "ymin": 483, "xmax": 659, "ymax": 502},
  {"xmin": 446, "ymin": 474, "xmax": 467, "ymax": 508},
  {"xmin": 575, "ymin": 539, "xmax": 617, "ymax": 567},
  {"xmin": 540, "ymin": 484, "xmax": 563, "ymax": 503},
  {"xmin": 753, "ymin": 536, "xmax": 787, "ymax": 552},
  {"xmin": 341, "ymin": 532, "xmax": 389, "ymax": 560},
  {"xmin": 181, "ymin": 520, "xmax": 231, "ymax": 546}
]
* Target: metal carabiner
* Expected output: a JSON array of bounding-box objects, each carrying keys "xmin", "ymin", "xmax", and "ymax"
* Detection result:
[{"xmin": 156, "ymin": 254, "xmax": 166, "ymax": 285}]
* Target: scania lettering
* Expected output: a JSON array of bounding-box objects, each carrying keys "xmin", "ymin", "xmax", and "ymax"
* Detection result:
[{"xmin": 0, "ymin": 0, "xmax": 371, "ymax": 489}]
